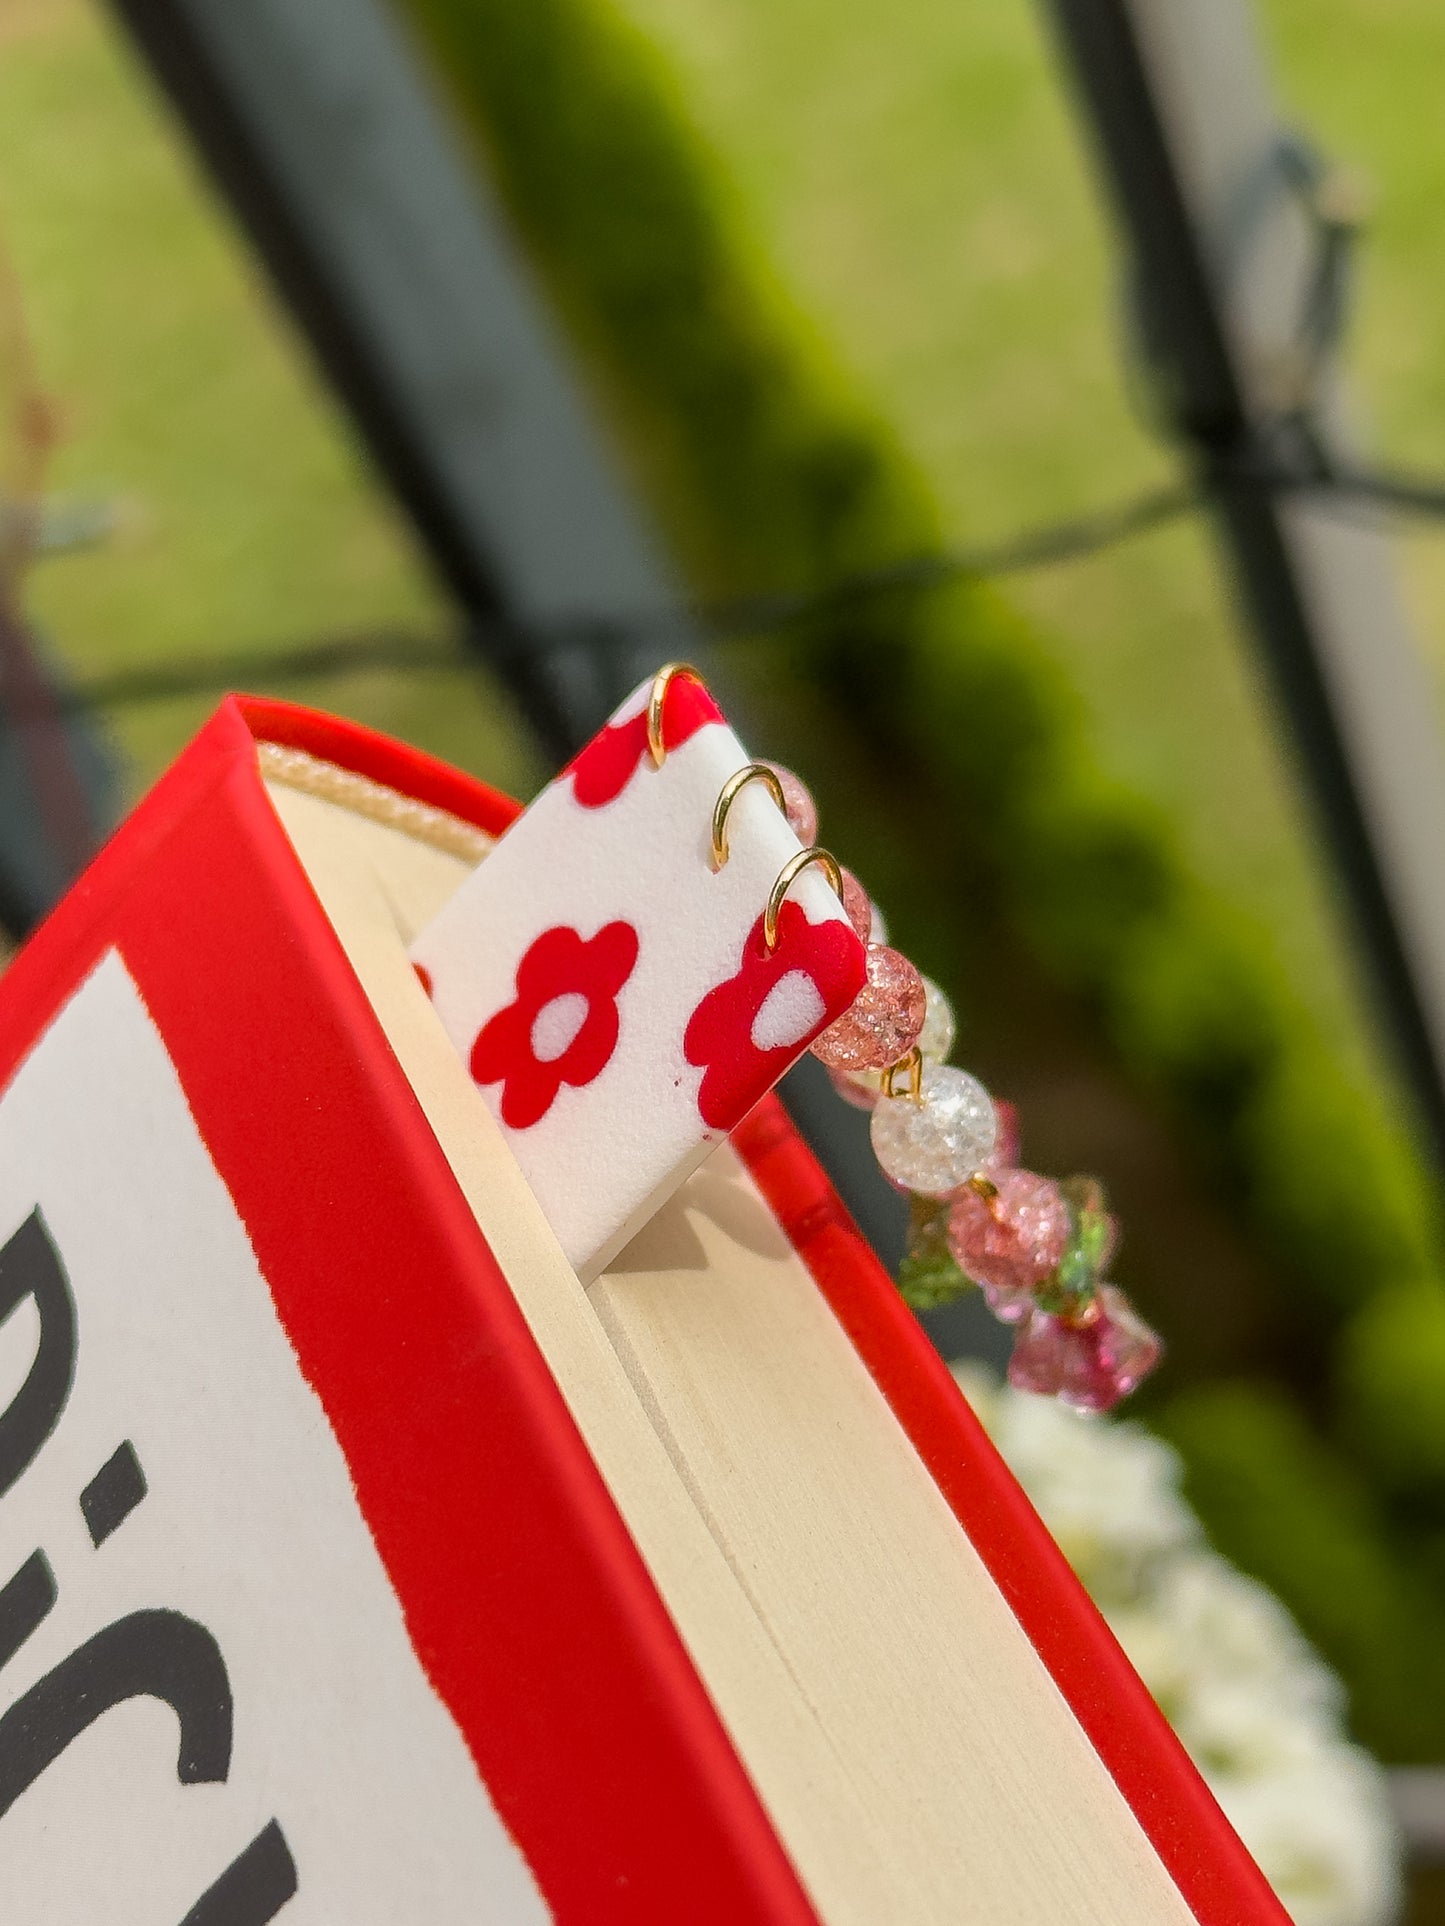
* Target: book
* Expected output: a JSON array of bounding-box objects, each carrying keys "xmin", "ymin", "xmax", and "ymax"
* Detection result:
[{"xmin": 0, "ymin": 695, "xmax": 1288, "ymax": 1923}]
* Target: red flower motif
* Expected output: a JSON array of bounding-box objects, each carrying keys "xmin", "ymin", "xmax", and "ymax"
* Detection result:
[
  {"xmin": 471, "ymin": 923, "xmax": 639, "ymax": 1129},
  {"xmin": 685, "ymin": 901, "xmax": 866, "ymax": 1131},
  {"xmin": 564, "ymin": 678, "xmax": 722, "ymax": 808}
]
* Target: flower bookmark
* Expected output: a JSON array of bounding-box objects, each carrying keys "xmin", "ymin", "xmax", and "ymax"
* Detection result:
[{"xmin": 410, "ymin": 667, "xmax": 866, "ymax": 1280}]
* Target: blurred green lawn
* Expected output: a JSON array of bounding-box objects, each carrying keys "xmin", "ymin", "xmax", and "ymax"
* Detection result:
[
  {"xmin": 6, "ymin": 0, "xmax": 1445, "ymax": 1108},
  {"xmin": 0, "ymin": 0, "xmax": 542, "ymax": 801}
]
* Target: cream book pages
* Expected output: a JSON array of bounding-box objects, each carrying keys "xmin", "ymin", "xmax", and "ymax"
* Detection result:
[{"xmin": 262, "ymin": 751, "xmax": 1201, "ymax": 1926}]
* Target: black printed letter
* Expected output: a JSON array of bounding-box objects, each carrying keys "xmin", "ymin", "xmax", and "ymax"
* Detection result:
[
  {"xmin": 0, "ymin": 1608, "xmax": 233, "ymax": 1820},
  {"xmin": 0, "ymin": 1552, "xmax": 56, "ymax": 1674},
  {"xmin": 180, "ymin": 1820, "xmax": 298, "ymax": 1924},
  {"xmin": 0, "ymin": 1210, "xmax": 77, "ymax": 1502}
]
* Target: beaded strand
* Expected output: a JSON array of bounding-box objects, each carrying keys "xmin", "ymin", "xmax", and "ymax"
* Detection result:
[{"xmin": 765, "ymin": 760, "xmax": 1162, "ymax": 1413}]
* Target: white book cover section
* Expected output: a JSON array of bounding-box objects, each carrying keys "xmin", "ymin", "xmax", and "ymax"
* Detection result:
[
  {"xmin": 0, "ymin": 952, "xmax": 550, "ymax": 1923},
  {"xmin": 410, "ymin": 675, "xmax": 866, "ymax": 1278}
]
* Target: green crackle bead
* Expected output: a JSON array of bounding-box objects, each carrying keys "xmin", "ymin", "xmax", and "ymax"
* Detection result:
[
  {"xmin": 1032, "ymin": 1176, "xmax": 1116, "ymax": 1319},
  {"xmin": 897, "ymin": 1195, "xmax": 973, "ymax": 1310}
]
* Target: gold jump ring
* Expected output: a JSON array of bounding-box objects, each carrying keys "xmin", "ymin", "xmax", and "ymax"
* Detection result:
[
  {"xmin": 646, "ymin": 662, "xmax": 708, "ymax": 767},
  {"xmin": 711, "ymin": 763, "xmax": 787, "ymax": 870},
  {"xmin": 881, "ymin": 1047, "xmax": 924, "ymax": 1102},
  {"xmin": 764, "ymin": 846, "xmax": 845, "ymax": 952}
]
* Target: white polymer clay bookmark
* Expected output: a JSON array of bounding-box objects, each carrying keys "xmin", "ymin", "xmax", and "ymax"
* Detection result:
[{"xmin": 410, "ymin": 665, "xmax": 866, "ymax": 1279}]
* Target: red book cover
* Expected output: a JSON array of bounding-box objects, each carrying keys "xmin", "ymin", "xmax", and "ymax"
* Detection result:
[{"xmin": 0, "ymin": 696, "xmax": 1288, "ymax": 1923}]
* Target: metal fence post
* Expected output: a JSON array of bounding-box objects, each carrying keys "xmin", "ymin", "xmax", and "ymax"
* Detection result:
[{"xmin": 1045, "ymin": 0, "xmax": 1445, "ymax": 1171}]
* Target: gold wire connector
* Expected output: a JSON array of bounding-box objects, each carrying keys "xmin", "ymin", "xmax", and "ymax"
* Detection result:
[
  {"xmin": 881, "ymin": 1047, "xmax": 924, "ymax": 1103},
  {"xmin": 966, "ymin": 1172, "xmax": 999, "ymax": 1202},
  {"xmin": 646, "ymin": 662, "xmax": 708, "ymax": 767},
  {"xmin": 711, "ymin": 763, "xmax": 787, "ymax": 869},
  {"xmin": 763, "ymin": 847, "xmax": 845, "ymax": 951}
]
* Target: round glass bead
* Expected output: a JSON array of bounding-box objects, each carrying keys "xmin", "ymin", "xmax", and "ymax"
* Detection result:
[
  {"xmin": 829, "ymin": 1064, "xmax": 881, "ymax": 1110},
  {"xmin": 869, "ymin": 1063, "xmax": 998, "ymax": 1197},
  {"xmin": 989, "ymin": 1098, "xmax": 1022, "ymax": 1171},
  {"xmin": 844, "ymin": 1065, "xmax": 887, "ymax": 1105},
  {"xmin": 979, "ymin": 1274, "xmax": 1036, "ymax": 1324},
  {"xmin": 1033, "ymin": 1177, "xmax": 1118, "ymax": 1319},
  {"xmin": 917, "ymin": 976, "xmax": 956, "ymax": 1062},
  {"xmin": 762, "ymin": 761, "xmax": 818, "ymax": 847},
  {"xmin": 812, "ymin": 945, "xmax": 927, "ymax": 1072},
  {"xmin": 948, "ymin": 1169, "xmax": 1069, "ymax": 1312},
  {"xmin": 839, "ymin": 868, "xmax": 873, "ymax": 943},
  {"xmin": 897, "ymin": 1195, "xmax": 970, "ymax": 1310}
]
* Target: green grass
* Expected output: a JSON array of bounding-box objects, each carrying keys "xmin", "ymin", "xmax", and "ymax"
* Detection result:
[{"xmin": 0, "ymin": 0, "xmax": 542, "ymax": 801}]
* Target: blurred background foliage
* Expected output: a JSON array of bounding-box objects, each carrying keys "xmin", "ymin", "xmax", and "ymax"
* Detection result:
[
  {"xmin": 0, "ymin": 0, "xmax": 541, "ymax": 796},
  {"xmin": 7, "ymin": 0, "xmax": 1445, "ymax": 1778}
]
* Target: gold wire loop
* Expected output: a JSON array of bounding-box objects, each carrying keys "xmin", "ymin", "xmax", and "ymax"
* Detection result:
[
  {"xmin": 882, "ymin": 1046, "xmax": 924, "ymax": 1103},
  {"xmin": 711, "ymin": 763, "xmax": 787, "ymax": 870},
  {"xmin": 646, "ymin": 662, "xmax": 708, "ymax": 768},
  {"xmin": 966, "ymin": 1171, "xmax": 999, "ymax": 1202},
  {"xmin": 764, "ymin": 846, "xmax": 845, "ymax": 952}
]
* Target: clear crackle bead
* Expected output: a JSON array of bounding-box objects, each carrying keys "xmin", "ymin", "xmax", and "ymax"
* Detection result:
[
  {"xmin": 916, "ymin": 976, "xmax": 956, "ymax": 1063},
  {"xmin": 947, "ymin": 1169, "xmax": 1070, "ymax": 1321},
  {"xmin": 870, "ymin": 1063, "xmax": 997, "ymax": 1197},
  {"xmin": 812, "ymin": 945, "xmax": 927, "ymax": 1072},
  {"xmin": 1006, "ymin": 1287, "xmax": 1161, "ymax": 1413},
  {"xmin": 829, "ymin": 1064, "xmax": 882, "ymax": 1110},
  {"xmin": 897, "ymin": 1195, "xmax": 972, "ymax": 1310}
]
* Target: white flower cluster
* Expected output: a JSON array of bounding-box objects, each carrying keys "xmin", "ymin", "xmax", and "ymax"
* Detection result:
[{"xmin": 953, "ymin": 1364, "xmax": 1403, "ymax": 1926}]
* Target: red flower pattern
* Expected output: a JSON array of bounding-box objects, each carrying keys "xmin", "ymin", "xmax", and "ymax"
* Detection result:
[
  {"xmin": 685, "ymin": 901, "xmax": 866, "ymax": 1131},
  {"xmin": 471, "ymin": 923, "xmax": 639, "ymax": 1129},
  {"xmin": 563, "ymin": 679, "xmax": 722, "ymax": 808}
]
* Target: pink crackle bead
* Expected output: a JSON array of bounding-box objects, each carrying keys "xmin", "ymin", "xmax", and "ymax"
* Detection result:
[
  {"xmin": 947, "ymin": 1169, "xmax": 1069, "ymax": 1321},
  {"xmin": 762, "ymin": 761, "xmax": 818, "ymax": 848},
  {"xmin": 989, "ymin": 1099, "xmax": 1022, "ymax": 1171},
  {"xmin": 828, "ymin": 1064, "xmax": 881, "ymax": 1110},
  {"xmin": 811, "ymin": 945, "xmax": 927, "ymax": 1072},
  {"xmin": 839, "ymin": 867, "xmax": 873, "ymax": 943},
  {"xmin": 1006, "ymin": 1287, "xmax": 1162, "ymax": 1413}
]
